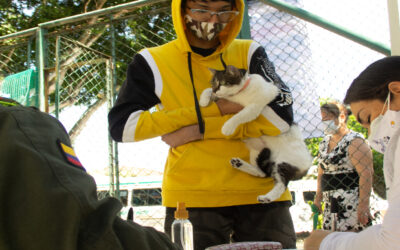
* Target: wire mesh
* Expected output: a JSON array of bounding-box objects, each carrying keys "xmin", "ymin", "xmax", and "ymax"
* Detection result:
[
  {"xmin": 248, "ymin": 0, "xmax": 388, "ymax": 232},
  {"xmin": 0, "ymin": 0, "xmax": 390, "ymax": 234}
]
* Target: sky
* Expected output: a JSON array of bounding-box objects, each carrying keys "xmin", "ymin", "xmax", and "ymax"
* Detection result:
[{"xmin": 59, "ymin": 105, "xmax": 169, "ymax": 175}]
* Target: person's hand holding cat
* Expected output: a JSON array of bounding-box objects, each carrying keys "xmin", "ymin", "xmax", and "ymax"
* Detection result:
[
  {"xmin": 161, "ymin": 99, "xmax": 242, "ymax": 147},
  {"xmin": 161, "ymin": 125, "xmax": 203, "ymax": 147},
  {"xmin": 216, "ymin": 99, "xmax": 243, "ymax": 115}
]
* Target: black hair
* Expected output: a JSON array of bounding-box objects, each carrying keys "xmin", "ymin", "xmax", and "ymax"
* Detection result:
[
  {"xmin": 343, "ymin": 56, "xmax": 400, "ymax": 105},
  {"xmin": 321, "ymin": 103, "xmax": 340, "ymax": 118},
  {"xmin": 321, "ymin": 101, "xmax": 351, "ymax": 122}
]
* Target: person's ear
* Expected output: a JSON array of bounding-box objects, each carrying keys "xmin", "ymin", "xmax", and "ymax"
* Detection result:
[
  {"xmin": 339, "ymin": 113, "xmax": 347, "ymax": 124},
  {"xmin": 389, "ymin": 81, "xmax": 400, "ymax": 109},
  {"xmin": 388, "ymin": 81, "xmax": 400, "ymax": 95}
]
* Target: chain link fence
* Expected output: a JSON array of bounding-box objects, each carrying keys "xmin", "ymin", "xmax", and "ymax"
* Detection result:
[
  {"xmin": 248, "ymin": 0, "xmax": 389, "ymax": 234},
  {"xmin": 0, "ymin": 0, "xmax": 390, "ymax": 234}
]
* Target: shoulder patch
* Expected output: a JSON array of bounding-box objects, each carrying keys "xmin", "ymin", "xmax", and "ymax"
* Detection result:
[{"xmin": 57, "ymin": 139, "xmax": 85, "ymax": 171}]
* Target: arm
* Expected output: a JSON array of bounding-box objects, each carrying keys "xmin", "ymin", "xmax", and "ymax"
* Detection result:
[
  {"xmin": 161, "ymin": 44, "xmax": 294, "ymax": 147},
  {"xmin": 1, "ymin": 105, "xmax": 180, "ymax": 250},
  {"xmin": 248, "ymin": 45, "xmax": 294, "ymax": 128},
  {"xmin": 108, "ymin": 52, "xmax": 220, "ymax": 142},
  {"xmin": 160, "ymin": 100, "xmax": 243, "ymax": 147},
  {"xmin": 306, "ymin": 136, "xmax": 400, "ymax": 250},
  {"xmin": 314, "ymin": 162, "xmax": 324, "ymax": 212},
  {"xmin": 348, "ymin": 137, "xmax": 374, "ymax": 225},
  {"xmin": 199, "ymin": 45, "xmax": 294, "ymax": 140},
  {"xmin": 204, "ymin": 44, "xmax": 294, "ymax": 142}
]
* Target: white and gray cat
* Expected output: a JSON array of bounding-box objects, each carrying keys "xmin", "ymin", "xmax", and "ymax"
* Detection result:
[{"xmin": 199, "ymin": 65, "xmax": 312, "ymax": 203}]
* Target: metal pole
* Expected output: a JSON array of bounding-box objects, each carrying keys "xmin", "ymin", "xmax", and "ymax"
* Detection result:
[
  {"xmin": 0, "ymin": 27, "xmax": 36, "ymax": 41},
  {"xmin": 387, "ymin": 0, "xmax": 400, "ymax": 55},
  {"xmin": 261, "ymin": 0, "xmax": 391, "ymax": 56},
  {"xmin": 27, "ymin": 37, "xmax": 32, "ymax": 67},
  {"xmin": 55, "ymin": 36, "xmax": 61, "ymax": 118},
  {"xmin": 38, "ymin": 0, "xmax": 167, "ymax": 29},
  {"xmin": 36, "ymin": 27, "xmax": 47, "ymax": 111},
  {"xmin": 238, "ymin": 0, "xmax": 252, "ymax": 39},
  {"xmin": 106, "ymin": 59, "xmax": 115, "ymax": 197},
  {"xmin": 110, "ymin": 16, "xmax": 120, "ymax": 201}
]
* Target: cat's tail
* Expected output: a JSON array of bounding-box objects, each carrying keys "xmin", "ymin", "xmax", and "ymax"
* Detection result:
[{"xmin": 256, "ymin": 148, "xmax": 273, "ymax": 176}]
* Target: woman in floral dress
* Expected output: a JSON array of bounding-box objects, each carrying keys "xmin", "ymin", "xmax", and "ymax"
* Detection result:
[{"xmin": 314, "ymin": 102, "xmax": 374, "ymax": 231}]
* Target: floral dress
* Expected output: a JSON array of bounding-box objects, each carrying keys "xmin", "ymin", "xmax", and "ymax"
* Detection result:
[{"xmin": 318, "ymin": 131, "xmax": 368, "ymax": 232}]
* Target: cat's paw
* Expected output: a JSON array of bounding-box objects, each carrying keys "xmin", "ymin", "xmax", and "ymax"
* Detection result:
[
  {"xmin": 221, "ymin": 121, "xmax": 237, "ymax": 136},
  {"xmin": 257, "ymin": 194, "xmax": 273, "ymax": 204},
  {"xmin": 231, "ymin": 158, "xmax": 267, "ymax": 177},
  {"xmin": 199, "ymin": 88, "xmax": 213, "ymax": 107},
  {"xmin": 230, "ymin": 158, "xmax": 243, "ymax": 168}
]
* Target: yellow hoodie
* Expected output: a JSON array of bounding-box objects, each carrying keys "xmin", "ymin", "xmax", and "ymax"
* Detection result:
[{"xmin": 108, "ymin": 0, "xmax": 293, "ymax": 207}]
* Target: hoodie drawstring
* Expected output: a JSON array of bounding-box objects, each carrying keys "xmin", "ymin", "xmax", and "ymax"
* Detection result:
[
  {"xmin": 187, "ymin": 52, "xmax": 205, "ymax": 134},
  {"xmin": 220, "ymin": 53, "xmax": 226, "ymax": 69}
]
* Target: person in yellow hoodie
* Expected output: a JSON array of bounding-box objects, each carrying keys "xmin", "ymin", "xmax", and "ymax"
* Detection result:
[{"xmin": 108, "ymin": 0, "xmax": 296, "ymax": 248}]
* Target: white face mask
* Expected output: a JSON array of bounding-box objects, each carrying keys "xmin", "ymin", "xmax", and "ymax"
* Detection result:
[
  {"xmin": 368, "ymin": 94, "xmax": 400, "ymax": 154},
  {"xmin": 322, "ymin": 120, "xmax": 338, "ymax": 135},
  {"xmin": 184, "ymin": 15, "xmax": 227, "ymax": 41}
]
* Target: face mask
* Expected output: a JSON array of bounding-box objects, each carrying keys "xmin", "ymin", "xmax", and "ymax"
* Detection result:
[
  {"xmin": 184, "ymin": 15, "xmax": 227, "ymax": 41},
  {"xmin": 322, "ymin": 120, "xmax": 338, "ymax": 135},
  {"xmin": 368, "ymin": 94, "xmax": 400, "ymax": 154}
]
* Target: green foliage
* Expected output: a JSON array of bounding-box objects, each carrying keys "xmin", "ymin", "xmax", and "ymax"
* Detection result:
[
  {"xmin": 305, "ymin": 137, "xmax": 322, "ymax": 159},
  {"xmin": 347, "ymin": 115, "xmax": 368, "ymax": 137},
  {"xmin": 1, "ymin": 0, "xmax": 175, "ymax": 108},
  {"xmin": 371, "ymin": 151, "xmax": 385, "ymax": 199}
]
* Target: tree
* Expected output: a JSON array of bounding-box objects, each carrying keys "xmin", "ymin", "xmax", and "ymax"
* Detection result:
[{"xmin": 1, "ymin": 0, "xmax": 174, "ymax": 141}]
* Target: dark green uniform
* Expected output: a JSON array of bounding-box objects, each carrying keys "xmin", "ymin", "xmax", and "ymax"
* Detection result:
[{"xmin": 0, "ymin": 101, "xmax": 180, "ymax": 250}]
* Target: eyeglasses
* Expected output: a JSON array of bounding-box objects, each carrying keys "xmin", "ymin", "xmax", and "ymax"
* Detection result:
[{"xmin": 187, "ymin": 8, "xmax": 239, "ymax": 23}]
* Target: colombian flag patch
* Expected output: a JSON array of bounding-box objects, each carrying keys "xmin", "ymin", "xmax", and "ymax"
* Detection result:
[{"xmin": 57, "ymin": 140, "xmax": 85, "ymax": 170}]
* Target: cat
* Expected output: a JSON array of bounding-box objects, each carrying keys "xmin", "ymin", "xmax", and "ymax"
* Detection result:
[{"xmin": 199, "ymin": 65, "xmax": 313, "ymax": 203}]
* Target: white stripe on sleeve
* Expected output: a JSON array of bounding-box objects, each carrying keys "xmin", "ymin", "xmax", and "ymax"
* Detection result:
[
  {"xmin": 139, "ymin": 49, "xmax": 163, "ymax": 99},
  {"xmin": 122, "ymin": 110, "xmax": 143, "ymax": 142},
  {"xmin": 247, "ymin": 41, "xmax": 261, "ymax": 69}
]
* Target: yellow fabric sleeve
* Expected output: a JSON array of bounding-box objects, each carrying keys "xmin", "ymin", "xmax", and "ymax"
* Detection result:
[{"xmin": 134, "ymin": 103, "xmax": 220, "ymax": 141}]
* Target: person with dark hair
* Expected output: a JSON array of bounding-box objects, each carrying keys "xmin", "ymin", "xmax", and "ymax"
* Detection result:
[
  {"xmin": 314, "ymin": 101, "xmax": 373, "ymax": 232},
  {"xmin": 304, "ymin": 56, "xmax": 400, "ymax": 249},
  {"xmin": 108, "ymin": 0, "xmax": 296, "ymax": 249},
  {"xmin": 0, "ymin": 100, "xmax": 181, "ymax": 250}
]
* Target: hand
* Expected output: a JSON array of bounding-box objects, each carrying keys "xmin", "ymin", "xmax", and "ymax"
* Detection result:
[
  {"xmin": 357, "ymin": 201, "xmax": 372, "ymax": 225},
  {"xmin": 304, "ymin": 230, "xmax": 332, "ymax": 250},
  {"xmin": 215, "ymin": 99, "xmax": 243, "ymax": 115},
  {"xmin": 161, "ymin": 125, "xmax": 203, "ymax": 148}
]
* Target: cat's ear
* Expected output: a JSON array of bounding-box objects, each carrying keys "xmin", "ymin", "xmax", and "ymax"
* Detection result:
[
  {"xmin": 226, "ymin": 65, "xmax": 237, "ymax": 75},
  {"xmin": 208, "ymin": 68, "xmax": 217, "ymax": 74}
]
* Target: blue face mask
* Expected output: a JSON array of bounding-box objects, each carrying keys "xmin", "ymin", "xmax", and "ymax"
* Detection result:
[{"xmin": 322, "ymin": 120, "xmax": 338, "ymax": 135}]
